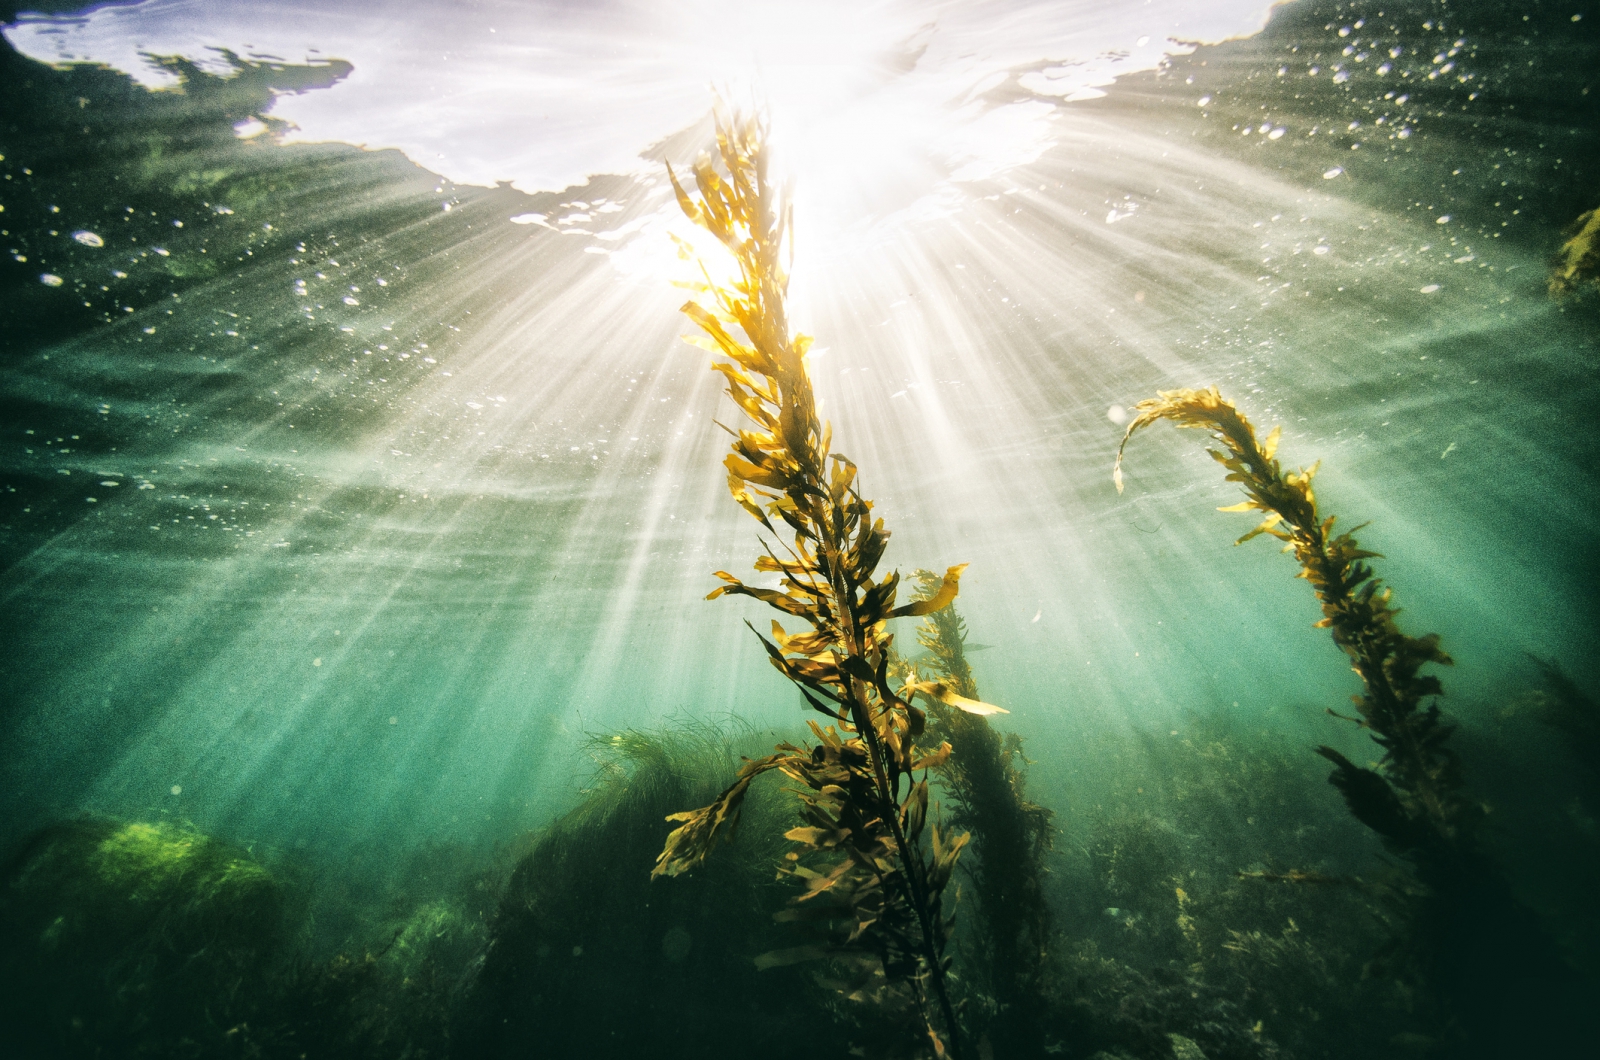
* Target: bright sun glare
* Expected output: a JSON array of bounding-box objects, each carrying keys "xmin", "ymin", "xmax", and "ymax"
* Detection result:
[{"xmin": 611, "ymin": 4, "xmax": 1064, "ymax": 294}]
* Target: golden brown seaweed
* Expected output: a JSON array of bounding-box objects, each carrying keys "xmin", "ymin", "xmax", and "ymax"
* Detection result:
[
  {"xmin": 1112, "ymin": 386, "xmax": 1474, "ymax": 858},
  {"xmin": 650, "ymin": 107, "xmax": 969, "ymax": 1058},
  {"xmin": 899, "ymin": 570, "xmax": 1054, "ymax": 1053},
  {"xmin": 1112, "ymin": 387, "xmax": 1594, "ymax": 1057}
]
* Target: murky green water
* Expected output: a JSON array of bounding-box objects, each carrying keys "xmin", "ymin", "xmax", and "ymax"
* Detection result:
[{"xmin": 1, "ymin": 1, "xmax": 1596, "ymax": 1058}]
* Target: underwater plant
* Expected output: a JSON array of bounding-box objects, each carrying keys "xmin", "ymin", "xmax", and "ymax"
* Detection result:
[
  {"xmin": 0, "ymin": 818, "xmax": 288, "ymax": 1057},
  {"xmin": 1113, "ymin": 386, "xmax": 1472, "ymax": 861},
  {"xmin": 1549, "ymin": 205, "xmax": 1600, "ymax": 299},
  {"xmin": 899, "ymin": 569, "xmax": 1054, "ymax": 1052},
  {"xmin": 648, "ymin": 109, "xmax": 996, "ymax": 1058},
  {"xmin": 1524, "ymin": 654, "xmax": 1600, "ymax": 823},
  {"xmin": 460, "ymin": 726, "xmax": 849, "ymax": 1060},
  {"xmin": 1112, "ymin": 385, "xmax": 1590, "ymax": 1057}
]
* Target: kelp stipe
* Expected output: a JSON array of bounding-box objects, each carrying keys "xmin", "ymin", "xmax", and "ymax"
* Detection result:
[
  {"xmin": 900, "ymin": 569, "xmax": 1054, "ymax": 1053},
  {"xmin": 649, "ymin": 109, "xmax": 990, "ymax": 1058},
  {"xmin": 1113, "ymin": 385, "xmax": 1589, "ymax": 1056}
]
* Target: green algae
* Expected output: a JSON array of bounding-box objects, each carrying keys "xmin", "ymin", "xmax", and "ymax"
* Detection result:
[{"xmin": 1, "ymin": 818, "xmax": 287, "ymax": 1058}]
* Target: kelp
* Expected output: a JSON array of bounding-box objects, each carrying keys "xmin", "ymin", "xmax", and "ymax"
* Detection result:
[
  {"xmin": 649, "ymin": 108, "xmax": 981, "ymax": 1057},
  {"xmin": 1112, "ymin": 386, "xmax": 1473, "ymax": 863},
  {"xmin": 460, "ymin": 726, "xmax": 844, "ymax": 1060},
  {"xmin": 1112, "ymin": 386, "xmax": 1589, "ymax": 1056},
  {"xmin": 1549, "ymin": 205, "xmax": 1600, "ymax": 299},
  {"xmin": 897, "ymin": 569, "xmax": 1054, "ymax": 1052}
]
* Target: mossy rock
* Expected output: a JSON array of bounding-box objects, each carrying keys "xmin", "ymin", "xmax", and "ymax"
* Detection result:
[{"xmin": 0, "ymin": 818, "xmax": 286, "ymax": 1058}]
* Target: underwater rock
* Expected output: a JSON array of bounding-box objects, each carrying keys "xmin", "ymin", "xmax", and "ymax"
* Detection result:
[
  {"xmin": 661, "ymin": 924, "xmax": 694, "ymax": 962},
  {"xmin": 0, "ymin": 818, "xmax": 286, "ymax": 1057},
  {"xmin": 0, "ymin": 816, "xmax": 486, "ymax": 1059}
]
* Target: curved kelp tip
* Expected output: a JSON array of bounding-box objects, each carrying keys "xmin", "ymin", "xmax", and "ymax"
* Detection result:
[
  {"xmin": 1112, "ymin": 386, "xmax": 1282, "ymax": 504},
  {"xmin": 652, "ymin": 752, "xmax": 793, "ymax": 878},
  {"xmin": 1105, "ymin": 385, "xmax": 1598, "ymax": 1054}
]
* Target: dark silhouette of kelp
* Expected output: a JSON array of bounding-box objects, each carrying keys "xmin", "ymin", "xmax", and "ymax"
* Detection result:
[
  {"xmin": 1526, "ymin": 654, "xmax": 1600, "ymax": 813},
  {"xmin": 1113, "ymin": 384, "xmax": 1591, "ymax": 1057},
  {"xmin": 649, "ymin": 109, "xmax": 994, "ymax": 1058},
  {"xmin": 898, "ymin": 569, "xmax": 1054, "ymax": 1054}
]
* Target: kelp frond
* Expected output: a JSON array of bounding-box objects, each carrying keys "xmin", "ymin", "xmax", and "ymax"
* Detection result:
[
  {"xmin": 1113, "ymin": 386, "xmax": 1475, "ymax": 861},
  {"xmin": 1549, "ymin": 205, "xmax": 1600, "ymax": 299},
  {"xmin": 651, "ymin": 106, "xmax": 970, "ymax": 1058},
  {"xmin": 901, "ymin": 570, "xmax": 1054, "ymax": 1050}
]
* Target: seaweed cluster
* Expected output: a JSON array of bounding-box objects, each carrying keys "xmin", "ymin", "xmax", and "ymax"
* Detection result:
[
  {"xmin": 4, "ymin": 698, "xmax": 1591, "ymax": 1060},
  {"xmin": 1115, "ymin": 387, "xmax": 1471, "ymax": 861},
  {"xmin": 0, "ymin": 816, "xmax": 487, "ymax": 1059},
  {"xmin": 1549, "ymin": 205, "xmax": 1600, "ymax": 299},
  {"xmin": 5, "ymin": 26, "xmax": 1598, "ymax": 1056},
  {"xmin": 644, "ymin": 109, "xmax": 1004, "ymax": 1057},
  {"xmin": 0, "ymin": 819, "xmax": 287, "ymax": 1057},
  {"xmin": 1057, "ymin": 716, "xmax": 1418, "ymax": 1060},
  {"xmin": 1114, "ymin": 385, "xmax": 1591, "ymax": 1056}
]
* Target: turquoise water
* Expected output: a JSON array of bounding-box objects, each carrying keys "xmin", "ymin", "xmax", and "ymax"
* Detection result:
[{"xmin": 1, "ymin": 1, "xmax": 1596, "ymax": 1057}]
